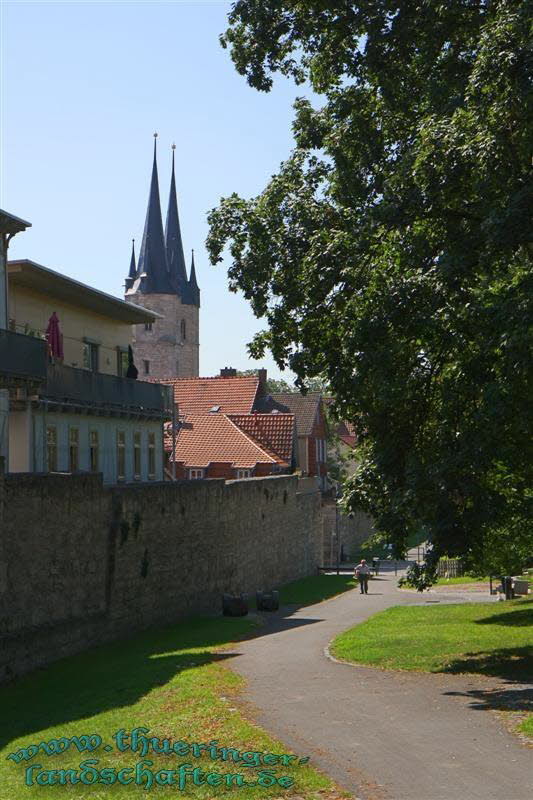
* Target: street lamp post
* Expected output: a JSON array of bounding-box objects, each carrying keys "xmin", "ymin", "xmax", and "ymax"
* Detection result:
[{"xmin": 334, "ymin": 482, "xmax": 341, "ymax": 575}]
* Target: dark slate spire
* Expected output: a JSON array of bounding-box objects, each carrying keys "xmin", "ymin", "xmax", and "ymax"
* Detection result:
[
  {"xmin": 165, "ymin": 144, "xmax": 188, "ymax": 295},
  {"xmin": 129, "ymin": 238, "xmax": 137, "ymax": 277},
  {"xmin": 131, "ymin": 134, "xmax": 173, "ymax": 295},
  {"xmin": 187, "ymin": 248, "xmax": 200, "ymax": 307},
  {"xmin": 125, "ymin": 238, "xmax": 136, "ymax": 291}
]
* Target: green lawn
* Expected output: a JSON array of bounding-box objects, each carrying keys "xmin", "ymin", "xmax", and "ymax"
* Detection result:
[
  {"xmin": 399, "ymin": 572, "xmax": 533, "ymax": 588},
  {"xmin": 331, "ymin": 597, "xmax": 533, "ymax": 681},
  {"xmin": 433, "ymin": 573, "xmax": 533, "ymax": 587},
  {"xmin": 433, "ymin": 575, "xmax": 490, "ymax": 586},
  {"xmin": 278, "ymin": 574, "xmax": 356, "ymax": 606},
  {"xmin": 397, "ymin": 573, "xmax": 490, "ymax": 590},
  {"xmin": 518, "ymin": 715, "xmax": 533, "ymax": 737},
  {"xmin": 0, "ymin": 612, "xmax": 341, "ymax": 800}
]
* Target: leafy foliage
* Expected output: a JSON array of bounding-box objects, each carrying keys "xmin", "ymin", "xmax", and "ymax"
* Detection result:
[
  {"xmin": 208, "ymin": 1, "xmax": 533, "ymax": 578},
  {"xmin": 235, "ymin": 368, "xmax": 328, "ymax": 394},
  {"xmin": 399, "ymin": 557, "xmax": 439, "ymax": 593}
]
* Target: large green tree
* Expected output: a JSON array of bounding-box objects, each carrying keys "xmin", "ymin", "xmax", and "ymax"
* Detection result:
[{"xmin": 207, "ymin": 1, "xmax": 533, "ymax": 581}]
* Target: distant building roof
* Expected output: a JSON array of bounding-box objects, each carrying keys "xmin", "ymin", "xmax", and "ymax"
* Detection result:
[
  {"xmin": 0, "ymin": 209, "xmax": 31, "ymax": 235},
  {"xmin": 168, "ymin": 413, "xmax": 288, "ymax": 468},
  {"xmin": 228, "ymin": 413, "xmax": 295, "ymax": 465},
  {"xmin": 336, "ymin": 420, "xmax": 357, "ymax": 448},
  {"xmin": 8, "ymin": 259, "xmax": 161, "ymax": 325},
  {"xmin": 262, "ymin": 392, "xmax": 323, "ymax": 437},
  {"xmin": 157, "ymin": 375, "xmax": 261, "ymax": 416}
]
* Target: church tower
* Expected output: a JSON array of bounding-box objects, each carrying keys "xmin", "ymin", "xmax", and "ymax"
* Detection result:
[{"xmin": 125, "ymin": 135, "xmax": 200, "ymax": 379}]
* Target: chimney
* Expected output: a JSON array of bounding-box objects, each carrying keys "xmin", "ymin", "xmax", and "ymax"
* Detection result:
[
  {"xmin": 257, "ymin": 368, "xmax": 267, "ymax": 387},
  {"xmin": 220, "ymin": 367, "xmax": 237, "ymax": 377}
]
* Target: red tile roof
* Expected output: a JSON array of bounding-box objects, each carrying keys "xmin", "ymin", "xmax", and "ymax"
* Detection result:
[
  {"xmin": 229, "ymin": 413, "xmax": 295, "ymax": 465},
  {"xmin": 156, "ymin": 375, "xmax": 260, "ymax": 416},
  {"xmin": 335, "ymin": 420, "xmax": 357, "ymax": 448},
  {"xmin": 168, "ymin": 413, "xmax": 289, "ymax": 469}
]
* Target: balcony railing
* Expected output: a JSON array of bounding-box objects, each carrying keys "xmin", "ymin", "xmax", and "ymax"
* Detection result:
[
  {"xmin": 0, "ymin": 330, "xmax": 172, "ymax": 415},
  {"xmin": 43, "ymin": 363, "xmax": 172, "ymax": 416},
  {"xmin": 0, "ymin": 329, "xmax": 48, "ymax": 382}
]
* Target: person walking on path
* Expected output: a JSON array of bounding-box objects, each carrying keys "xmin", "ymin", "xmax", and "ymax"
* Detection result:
[{"xmin": 354, "ymin": 559, "xmax": 371, "ymax": 594}]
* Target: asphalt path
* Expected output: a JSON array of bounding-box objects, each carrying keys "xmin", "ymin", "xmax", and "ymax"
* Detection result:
[{"xmin": 226, "ymin": 573, "xmax": 532, "ymax": 800}]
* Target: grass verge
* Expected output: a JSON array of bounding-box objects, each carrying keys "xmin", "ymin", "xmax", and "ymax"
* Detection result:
[
  {"xmin": 331, "ymin": 597, "xmax": 533, "ymax": 681},
  {"xmin": 432, "ymin": 575, "xmax": 490, "ymax": 586},
  {"xmin": 400, "ymin": 573, "xmax": 532, "ymax": 589},
  {"xmin": 278, "ymin": 574, "xmax": 356, "ymax": 606},
  {"xmin": 0, "ymin": 613, "xmax": 343, "ymax": 800},
  {"xmin": 518, "ymin": 715, "xmax": 533, "ymax": 738}
]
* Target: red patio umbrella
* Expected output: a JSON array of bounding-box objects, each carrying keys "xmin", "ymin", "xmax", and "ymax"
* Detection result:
[{"xmin": 45, "ymin": 312, "xmax": 64, "ymax": 360}]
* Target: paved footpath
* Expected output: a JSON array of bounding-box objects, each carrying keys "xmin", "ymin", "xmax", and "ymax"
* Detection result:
[{"xmin": 226, "ymin": 574, "xmax": 532, "ymax": 800}]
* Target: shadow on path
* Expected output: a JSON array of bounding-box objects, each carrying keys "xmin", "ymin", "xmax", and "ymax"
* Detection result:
[{"xmin": 444, "ymin": 683, "xmax": 533, "ymax": 713}]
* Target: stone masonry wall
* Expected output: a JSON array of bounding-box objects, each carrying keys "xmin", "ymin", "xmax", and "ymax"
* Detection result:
[
  {"xmin": 129, "ymin": 292, "xmax": 199, "ymax": 378},
  {"xmin": 0, "ymin": 473, "xmax": 322, "ymax": 682},
  {"xmin": 322, "ymin": 502, "xmax": 375, "ymax": 563}
]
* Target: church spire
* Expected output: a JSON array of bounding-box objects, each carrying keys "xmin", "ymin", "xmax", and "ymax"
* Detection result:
[
  {"xmin": 129, "ymin": 238, "xmax": 137, "ymax": 277},
  {"xmin": 131, "ymin": 134, "xmax": 172, "ymax": 295},
  {"xmin": 125, "ymin": 238, "xmax": 137, "ymax": 291},
  {"xmin": 188, "ymin": 248, "xmax": 200, "ymax": 307},
  {"xmin": 165, "ymin": 144, "xmax": 188, "ymax": 295}
]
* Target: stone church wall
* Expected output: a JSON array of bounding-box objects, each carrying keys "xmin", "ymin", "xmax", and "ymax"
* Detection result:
[
  {"xmin": 128, "ymin": 292, "xmax": 199, "ymax": 378},
  {"xmin": 0, "ymin": 472, "xmax": 322, "ymax": 682}
]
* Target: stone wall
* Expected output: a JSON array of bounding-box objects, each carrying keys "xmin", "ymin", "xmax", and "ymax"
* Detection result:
[
  {"xmin": 322, "ymin": 501, "xmax": 375, "ymax": 563},
  {"xmin": 0, "ymin": 472, "xmax": 322, "ymax": 682}
]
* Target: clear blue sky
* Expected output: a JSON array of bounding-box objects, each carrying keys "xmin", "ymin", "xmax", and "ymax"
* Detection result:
[{"xmin": 2, "ymin": 0, "xmax": 304, "ymax": 381}]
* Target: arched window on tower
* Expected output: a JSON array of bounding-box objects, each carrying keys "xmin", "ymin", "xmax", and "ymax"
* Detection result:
[{"xmin": 181, "ymin": 320, "xmax": 186, "ymax": 340}]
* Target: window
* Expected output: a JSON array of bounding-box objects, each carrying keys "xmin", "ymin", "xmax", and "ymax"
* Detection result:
[
  {"xmin": 143, "ymin": 360, "xmax": 150, "ymax": 375},
  {"xmin": 46, "ymin": 426, "xmax": 57, "ymax": 472},
  {"xmin": 117, "ymin": 349, "xmax": 129, "ymax": 377},
  {"xmin": 236, "ymin": 469, "xmax": 251, "ymax": 479},
  {"xmin": 69, "ymin": 428, "xmax": 79, "ymax": 472},
  {"xmin": 117, "ymin": 431, "xmax": 126, "ymax": 481},
  {"xmin": 133, "ymin": 432, "xmax": 141, "ymax": 480},
  {"xmin": 89, "ymin": 430, "xmax": 99, "ymax": 472},
  {"xmin": 148, "ymin": 432, "xmax": 156, "ymax": 479},
  {"xmin": 189, "ymin": 468, "xmax": 204, "ymax": 480},
  {"xmin": 181, "ymin": 319, "xmax": 186, "ymax": 340},
  {"xmin": 82, "ymin": 341, "xmax": 99, "ymax": 372},
  {"xmin": 144, "ymin": 322, "xmax": 153, "ymax": 332},
  {"xmin": 316, "ymin": 438, "xmax": 327, "ymax": 464}
]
